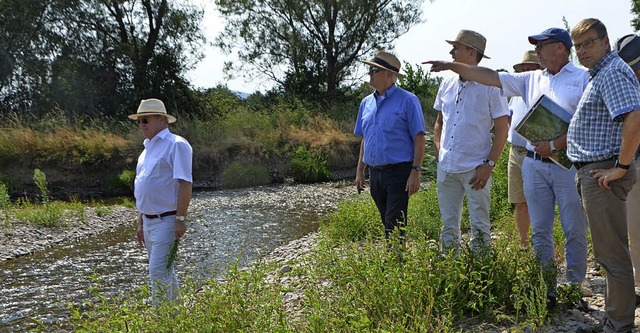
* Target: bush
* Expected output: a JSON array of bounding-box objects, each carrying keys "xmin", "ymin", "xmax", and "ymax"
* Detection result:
[
  {"xmin": 222, "ymin": 162, "xmax": 271, "ymax": 188},
  {"xmin": 107, "ymin": 169, "xmax": 136, "ymax": 192},
  {"xmin": 289, "ymin": 146, "xmax": 333, "ymax": 183}
]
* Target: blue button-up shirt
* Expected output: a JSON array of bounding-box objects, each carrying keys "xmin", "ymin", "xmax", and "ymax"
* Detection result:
[
  {"xmin": 354, "ymin": 84, "xmax": 426, "ymax": 167},
  {"xmin": 567, "ymin": 51, "xmax": 640, "ymax": 162}
]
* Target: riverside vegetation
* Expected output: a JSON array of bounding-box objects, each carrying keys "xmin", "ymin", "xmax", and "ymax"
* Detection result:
[
  {"xmin": 65, "ymin": 147, "xmax": 583, "ymax": 332},
  {"xmin": 1, "ymin": 74, "xmax": 582, "ymax": 331}
]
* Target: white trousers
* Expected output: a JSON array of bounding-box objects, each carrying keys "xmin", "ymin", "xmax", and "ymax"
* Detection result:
[
  {"xmin": 437, "ymin": 167, "xmax": 492, "ymax": 250},
  {"xmin": 143, "ymin": 215, "xmax": 179, "ymax": 305}
]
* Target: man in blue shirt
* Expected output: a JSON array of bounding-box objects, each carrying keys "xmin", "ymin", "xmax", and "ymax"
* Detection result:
[
  {"xmin": 354, "ymin": 51, "xmax": 426, "ymax": 242},
  {"xmin": 568, "ymin": 18, "xmax": 640, "ymax": 333}
]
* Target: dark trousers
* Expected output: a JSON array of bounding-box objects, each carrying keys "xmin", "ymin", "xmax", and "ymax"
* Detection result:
[{"xmin": 369, "ymin": 162, "xmax": 411, "ymax": 239}]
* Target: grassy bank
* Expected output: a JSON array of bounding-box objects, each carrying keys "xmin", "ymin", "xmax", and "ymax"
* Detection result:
[
  {"xmin": 0, "ymin": 91, "xmax": 361, "ymax": 197},
  {"xmin": 67, "ymin": 148, "xmax": 575, "ymax": 332}
]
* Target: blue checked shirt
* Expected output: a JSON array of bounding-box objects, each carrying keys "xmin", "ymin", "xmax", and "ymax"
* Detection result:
[
  {"xmin": 567, "ymin": 51, "xmax": 640, "ymax": 162},
  {"xmin": 354, "ymin": 84, "xmax": 426, "ymax": 167}
]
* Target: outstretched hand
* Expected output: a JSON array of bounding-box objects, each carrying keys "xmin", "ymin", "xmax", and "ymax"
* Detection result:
[{"xmin": 422, "ymin": 60, "xmax": 454, "ymax": 72}]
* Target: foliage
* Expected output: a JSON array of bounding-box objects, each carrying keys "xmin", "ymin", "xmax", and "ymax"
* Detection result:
[
  {"xmin": 107, "ymin": 170, "xmax": 136, "ymax": 192},
  {"xmin": 632, "ymin": 0, "xmax": 640, "ymax": 30},
  {"xmin": 215, "ymin": 0, "xmax": 426, "ymax": 100},
  {"xmin": 289, "ymin": 146, "xmax": 333, "ymax": 183},
  {"xmin": 33, "ymin": 169, "xmax": 49, "ymax": 204},
  {"xmin": 222, "ymin": 162, "xmax": 271, "ymax": 188},
  {"xmin": 0, "ymin": 0, "xmax": 206, "ymax": 118},
  {"xmin": 71, "ymin": 261, "xmax": 293, "ymax": 332},
  {"xmin": 0, "ymin": 182, "xmax": 10, "ymax": 209},
  {"xmin": 14, "ymin": 201, "xmax": 65, "ymax": 227}
]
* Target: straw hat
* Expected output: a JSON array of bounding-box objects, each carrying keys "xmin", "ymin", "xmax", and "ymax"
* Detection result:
[
  {"xmin": 446, "ymin": 29, "xmax": 490, "ymax": 59},
  {"xmin": 128, "ymin": 98, "xmax": 176, "ymax": 123},
  {"xmin": 513, "ymin": 50, "xmax": 541, "ymax": 72},
  {"xmin": 360, "ymin": 51, "xmax": 405, "ymax": 78}
]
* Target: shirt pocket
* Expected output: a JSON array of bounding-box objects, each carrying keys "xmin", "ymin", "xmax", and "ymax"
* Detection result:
[{"xmin": 137, "ymin": 157, "xmax": 161, "ymax": 179}]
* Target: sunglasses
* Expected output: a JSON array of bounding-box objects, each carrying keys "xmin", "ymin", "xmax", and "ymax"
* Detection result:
[
  {"xmin": 136, "ymin": 118, "xmax": 151, "ymax": 124},
  {"xmin": 368, "ymin": 66, "xmax": 381, "ymax": 74}
]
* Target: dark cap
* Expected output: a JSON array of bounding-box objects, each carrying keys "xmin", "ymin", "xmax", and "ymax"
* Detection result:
[
  {"xmin": 614, "ymin": 34, "xmax": 640, "ymax": 71},
  {"xmin": 528, "ymin": 28, "xmax": 573, "ymax": 49}
]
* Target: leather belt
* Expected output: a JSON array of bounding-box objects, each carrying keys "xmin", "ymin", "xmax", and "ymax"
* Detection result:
[
  {"xmin": 526, "ymin": 151, "xmax": 553, "ymax": 163},
  {"xmin": 573, "ymin": 156, "xmax": 617, "ymax": 170},
  {"xmin": 372, "ymin": 162, "xmax": 411, "ymax": 170},
  {"xmin": 143, "ymin": 210, "xmax": 177, "ymax": 219}
]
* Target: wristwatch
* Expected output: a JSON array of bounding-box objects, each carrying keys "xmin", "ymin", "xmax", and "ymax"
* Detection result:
[
  {"xmin": 483, "ymin": 159, "xmax": 496, "ymax": 167},
  {"xmin": 550, "ymin": 140, "xmax": 558, "ymax": 154},
  {"xmin": 615, "ymin": 160, "xmax": 631, "ymax": 170},
  {"xmin": 411, "ymin": 165, "xmax": 421, "ymax": 172},
  {"xmin": 176, "ymin": 215, "xmax": 187, "ymax": 222}
]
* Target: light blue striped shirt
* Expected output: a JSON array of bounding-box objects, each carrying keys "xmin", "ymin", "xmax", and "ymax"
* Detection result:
[{"xmin": 567, "ymin": 51, "xmax": 640, "ymax": 162}]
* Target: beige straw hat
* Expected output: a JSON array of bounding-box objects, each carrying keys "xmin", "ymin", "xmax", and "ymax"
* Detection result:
[
  {"xmin": 360, "ymin": 51, "xmax": 405, "ymax": 78},
  {"xmin": 513, "ymin": 50, "xmax": 541, "ymax": 72},
  {"xmin": 128, "ymin": 98, "xmax": 176, "ymax": 123},
  {"xmin": 446, "ymin": 29, "xmax": 490, "ymax": 59}
]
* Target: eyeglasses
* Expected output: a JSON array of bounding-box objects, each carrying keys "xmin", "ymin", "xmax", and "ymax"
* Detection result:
[
  {"xmin": 368, "ymin": 66, "xmax": 381, "ymax": 75},
  {"xmin": 137, "ymin": 118, "xmax": 150, "ymax": 124},
  {"xmin": 573, "ymin": 36, "xmax": 601, "ymax": 51},
  {"xmin": 455, "ymin": 83, "xmax": 464, "ymax": 104},
  {"xmin": 534, "ymin": 40, "xmax": 560, "ymax": 51}
]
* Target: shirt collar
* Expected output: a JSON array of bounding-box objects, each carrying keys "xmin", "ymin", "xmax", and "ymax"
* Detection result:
[
  {"xmin": 543, "ymin": 60, "xmax": 579, "ymax": 76},
  {"xmin": 374, "ymin": 83, "xmax": 398, "ymax": 99},
  {"xmin": 588, "ymin": 50, "xmax": 617, "ymax": 78},
  {"xmin": 143, "ymin": 128, "xmax": 170, "ymax": 146}
]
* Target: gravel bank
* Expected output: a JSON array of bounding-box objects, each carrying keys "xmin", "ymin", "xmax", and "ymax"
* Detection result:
[{"xmin": 0, "ymin": 206, "xmax": 137, "ymax": 261}]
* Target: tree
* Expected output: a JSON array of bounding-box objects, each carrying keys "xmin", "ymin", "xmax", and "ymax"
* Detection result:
[
  {"xmin": 0, "ymin": 0, "xmax": 206, "ymax": 118},
  {"xmin": 215, "ymin": 0, "xmax": 426, "ymax": 101},
  {"xmin": 633, "ymin": 0, "xmax": 640, "ymax": 30}
]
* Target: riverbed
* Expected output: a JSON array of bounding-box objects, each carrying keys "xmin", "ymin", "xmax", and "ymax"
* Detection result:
[{"xmin": 0, "ymin": 182, "xmax": 356, "ymax": 332}]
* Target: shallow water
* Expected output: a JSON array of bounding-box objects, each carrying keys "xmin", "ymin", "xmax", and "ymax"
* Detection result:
[{"xmin": 0, "ymin": 182, "xmax": 354, "ymax": 332}]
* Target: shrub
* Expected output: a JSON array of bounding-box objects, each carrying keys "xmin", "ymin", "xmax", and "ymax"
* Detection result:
[
  {"xmin": 289, "ymin": 146, "xmax": 333, "ymax": 183},
  {"xmin": 107, "ymin": 169, "xmax": 136, "ymax": 192},
  {"xmin": 33, "ymin": 169, "xmax": 49, "ymax": 203}
]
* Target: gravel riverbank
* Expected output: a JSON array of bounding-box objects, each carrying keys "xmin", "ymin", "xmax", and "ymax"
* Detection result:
[{"xmin": 0, "ymin": 206, "xmax": 138, "ymax": 262}]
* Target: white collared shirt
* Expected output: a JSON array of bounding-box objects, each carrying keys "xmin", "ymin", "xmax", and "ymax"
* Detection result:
[
  {"xmin": 499, "ymin": 62, "xmax": 589, "ymax": 148},
  {"xmin": 434, "ymin": 76, "xmax": 510, "ymax": 173},
  {"xmin": 134, "ymin": 128, "xmax": 193, "ymax": 215}
]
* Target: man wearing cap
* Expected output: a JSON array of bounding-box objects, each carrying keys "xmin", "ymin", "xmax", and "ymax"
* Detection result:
[
  {"xmin": 130, "ymin": 98, "xmax": 193, "ymax": 306},
  {"xmin": 568, "ymin": 19, "xmax": 640, "ymax": 333},
  {"xmin": 509, "ymin": 50, "xmax": 542, "ymax": 247},
  {"xmin": 354, "ymin": 51, "xmax": 426, "ymax": 243},
  {"xmin": 613, "ymin": 33, "xmax": 640, "ymax": 306},
  {"xmin": 425, "ymin": 27, "xmax": 589, "ymax": 309},
  {"xmin": 432, "ymin": 29, "xmax": 509, "ymax": 252}
]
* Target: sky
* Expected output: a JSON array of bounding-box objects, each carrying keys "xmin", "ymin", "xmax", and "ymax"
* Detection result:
[{"xmin": 187, "ymin": 0, "xmax": 637, "ymax": 94}]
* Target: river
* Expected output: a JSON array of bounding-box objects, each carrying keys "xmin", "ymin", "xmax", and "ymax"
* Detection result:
[{"xmin": 0, "ymin": 182, "xmax": 355, "ymax": 332}]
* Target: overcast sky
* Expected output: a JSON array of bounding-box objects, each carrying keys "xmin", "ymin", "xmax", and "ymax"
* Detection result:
[{"xmin": 187, "ymin": 0, "xmax": 637, "ymax": 93}]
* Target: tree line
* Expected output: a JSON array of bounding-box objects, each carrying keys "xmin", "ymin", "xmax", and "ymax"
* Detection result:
[{"xmin": 0, "ymin": 0, "xmax": 446, "ymax": 121}]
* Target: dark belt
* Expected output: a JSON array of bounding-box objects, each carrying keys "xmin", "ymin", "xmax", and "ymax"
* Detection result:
[
  {"xmin": 371, "ymin": 162, "xmax": 411, "ymax": 170},
  {"xmin": 526, "ymin": 151, "xmax": 553, "ymax": 163},
  {"xmin": 573, "ymin": 156, "xmax": 617, "ymax": 170},
  {"xmin": 143, "ymin": 210, "xmax": 177, "ymax": 219}
]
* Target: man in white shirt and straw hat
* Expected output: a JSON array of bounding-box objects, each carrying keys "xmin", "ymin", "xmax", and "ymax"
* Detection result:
[
  {"xmin": 508, "ymin": 50, "xmax": 542, "ymax": 247},
  {"xmin": 129, "ymin": 98, "xmax": 193, "ymax": 306},
  {"xmin": 431, "ymin": 29, "xmax": 509, "ymax": 252},
  {"xmin": 426, "ymin": 27, "xmax": 589, "ymax": 310}
]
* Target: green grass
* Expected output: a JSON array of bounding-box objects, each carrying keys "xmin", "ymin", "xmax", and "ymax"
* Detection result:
[{"xmin": 67, "ymin": 146, "xmax": 573, "ymax": 332}]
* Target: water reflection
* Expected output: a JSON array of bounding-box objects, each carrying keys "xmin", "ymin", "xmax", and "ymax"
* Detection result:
[{"xmin": 0, "ymin": 183, "xmax": 353, "ymax": 332}]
